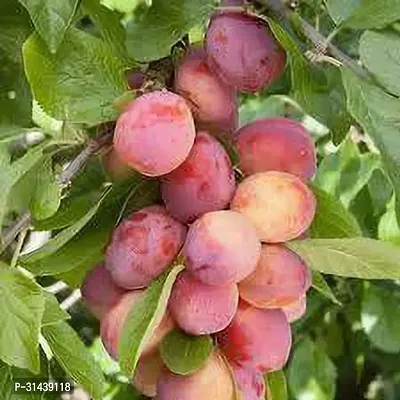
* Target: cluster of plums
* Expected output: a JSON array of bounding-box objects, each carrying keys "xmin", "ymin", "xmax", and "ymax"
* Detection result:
[{"xmin": 81, "ymin": 7, "xmax": 317, "ymax": 400}]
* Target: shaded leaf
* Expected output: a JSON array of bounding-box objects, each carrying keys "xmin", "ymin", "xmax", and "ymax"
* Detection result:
[
  {"xmin": 312, "ymin": 271, "xmax": 342, "ymax": 306},
  {"xmin": 265, "ymin": 370, "xmax": 288, "ymax": 400},
  {"xmin": 41, "ymin": 292, "xmax": 70, "ymax": 327}
]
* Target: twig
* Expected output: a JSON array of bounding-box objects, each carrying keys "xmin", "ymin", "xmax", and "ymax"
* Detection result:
[
  {"xmin": 45, "ymin": 280, "xmax": 69, "ymax": 294},
  {"xmin": 60, "ymin": 289, "xmax": 82, "ymax": 311},
  {"xmin": 1, "ymin": 128, "xmax": 114, "ymax": 253},
  {"xmin": 10, "ymin": 229, "xmax": 28, "ymax": 268}
]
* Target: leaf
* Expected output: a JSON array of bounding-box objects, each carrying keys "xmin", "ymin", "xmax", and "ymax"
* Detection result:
[
  {"xmin": 288, "ymin": 238, "xmax": 400, "ymax": 280},
  {"xmin": 360, "ymin": 30, "xmax": 400, "ymax": 98},
  {"xmin": 310, "ymin": 185, "xmax": 362, "ymax": 239},
  {"xmin": 23, "ymin": 28, "xmax": 128, "ymax": 125},
  {"xmin": 160, "ymin": 329, "xmax": 213, "ymax": 375},
  {"xmin": 361, "ymin": 284, "xmax": 400, "ymax": 353},
  {"xmin": 342, "ymin": 68, "xmax": 400, "ymax": 226},
  {"xmin": 42, "ymin": 321, "xmax": 106, "ymax": 399},
  {"xmin": 0, "ymin": 268, "xmax": 45, "ymax": 373},
  {"xmin": 265, "ymin": 370, "xmax": 288, "ymax": 400},
  {"xmin": 125, "ymin": 0, "xmax": 215, "ymax": 62},
  {"xmin": 30, "ymin": 159, "xmax": 61, "ymax": 220},
  {"xmin": 288, "ymin": 338, "xmax": 337, "ymax": 400},
  {"xmin": 41, "ymin": 292, "xmax": 70, "ymax": 327},
  {"xmin": 378, "ymin": 201, "xmax": 400, "ymax": 245},
  {"xmin": 325, "ymin": 0, "xmax": 361, "ymax": 25},
  {"xmin": 119, "ymin": 264, "xmax": 185, "ymax": 376},
  {"xmin": 18, "ymin": 0, "xmax": 79, "ymax": 53},
  {"xmin": 311, "ymin": 271, "xmax": 342, "ymax": 306},
  {"xmin": 344, "ymin": 0, "xmax": 400, "ymax": 29}
]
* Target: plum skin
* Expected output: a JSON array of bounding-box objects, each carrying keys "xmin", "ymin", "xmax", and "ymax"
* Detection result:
[
  {"xmin": 100, "ymin": 290, "xmax": 174, "ymax": 361},
  {"xmin": 216, "ymin": 301, "xmax": 292, "ymax": 373},
  {"xmin": 231, "ymin": 171, "xmax": 317, "ymax": 243},
  {"xmin": 81, "ymin": 263, "xmax": 127, "ymax": 319},
  {"xmin": 238, "ymin": 244, "xmax": 311, "ymax": 309},
  {"xmin": 161, "ymin": 131, "xmax": 236, "ymax": 224},
  {"xmin": 156, "ymin": 351, "xmax": 234, "ymax": 400},
  {"xmin": 105, "ymin": 205, "xmax": 187, "ymax": 289},
  {"xmin": 174, "ymin": 48, "xmax": 238, "ymax": 132},
  {"xmin": 230, "ymin": 363, "xmax": 266, "ymax": 400},
  {"xmin": 235, "ymin": 117, "xmax": 316, "ymax": 180},
  {"xmin": 282, "ymin": 295, "xmax": 307, "ymax": 323},
  {"xmin": 168, "ymin": 270, "xmax": 239, "ymax": 335},
  {"xmin": 114, "ymin": 90, "xmax": 196, "ymax": 177},
  {"xmin": 205, "ymin": 12, "xmax": 286, "ymax": 92},
  {"xmin": 183, "ymin": 210, "xmax": 261, "ymax": 286}
]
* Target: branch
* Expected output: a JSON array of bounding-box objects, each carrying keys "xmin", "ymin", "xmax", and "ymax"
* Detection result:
[{"xmin": 1, "ymin": 127, "xmax": 114, "ymax": 253}]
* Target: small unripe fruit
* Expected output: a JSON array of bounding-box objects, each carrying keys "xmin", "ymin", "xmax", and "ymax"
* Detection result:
[
  {"xmin": 231, "ymin": 172, "xmax": 316, "ymax": 243},
  {"xmin": 81, "ymin": 263, "xmax": 127, "ymax": 319},
  {"xmin": 205, "ymin": 12, "xmax": 286, "ymax": 92},
  {"xmin": 174, "ymin": 48, "xmax": 238, "ymax": 132},
  {"xmin": 282, "ymin": 295, "xmax": 307, "ymax": 323},
  {"xmin": 183, "ymin": 210, "xmax": 261, "ymax": 286},
  {"xmin": 132, "ymin": 351, "xmax": 164, "ymax": 397},
  {"xmin": 114, "ymin": 90, "xmax": 196, "ymax": 176},
  {"xmin": 238, "ymin": 244, "xmax": 311, "ymax": 309},
  {"xmin": 105, "ymin": 205, "xmax": 186, "ymax": 289},
  {"xmin": 161, "ymin": 131, "xmax": 236, "ymax": 223},
  {"xmin": 156, "ymin": 351, "xmax": 235, "ymax": 400},
  {"xmin": 125, "ymin": 68, "xmax": 146, "ymax": 90},
  {"xmin": 101, "ymin": 290, "xmax": 174, "ymax": 360},
  {"xmin": 169, "ymin": 271, "xmax": 239, "ymax": 335},
  {"xmin": 235, "ymin": 118, "xmax": 316, "ymax": 180}
]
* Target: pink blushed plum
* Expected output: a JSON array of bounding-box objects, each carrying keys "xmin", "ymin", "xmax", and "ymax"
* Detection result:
[{"xmin": 282, "ymin": 295, "xmax": 307, "ymax": 323}]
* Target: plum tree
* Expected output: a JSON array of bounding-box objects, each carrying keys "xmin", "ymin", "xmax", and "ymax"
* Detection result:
[
  {"xmin": 231, "ymin": 171, "xmax": 316, "ymax": 242},
  {"xmin": 81, "ymin": 263, "xmax": 127, "ymax": 319},
  {"xmin": 238, "ymin": 244, "xmax": 311, "ymax": 309},
  {"xmin": 161, "ymin": 131, "xmax": 236, "ymax": 223},
  {"xmin": 100, "ymin": 290, "xmax": 174, "ymax": 360},
  {"xmin": 103, "ymin": 147, "xmax": 136, "ymax": 182},
  {"xmin": 205, "ymin": 12, "xmax": 286, "ymax": 92},
  {"xmin": 113, "ymin": 90, "xmax": 196, "ymax": 176},
  {"xmin": 183, "ymin": 210, "xmax": 261, "ymax": 285},
  {"xmin": 235, "ymin": 117, "xmax": 316, "ymax": 180},
  {"xmin": 282, "ymin": 295, "xmax": 307, "ymax": 323},
  {"xmin": 230, "ymin": 364, "xmax": 266, "ymax": 400},
  {"xmin": 132, "ymin": 350, "xmax": 164, "ymax": 397},
  {"xmin": 216, "ymin": 301, "xmax": 291, "ymax": 372},
  {"xmin": 156, "ymin": 351, "xmax": 234, "ymax": 400},
  {"xmin": 105, "ymin": 205, "xmax": 186, "ymax": 289},
  {"xmin": 174, "ymin": 48, "xmax": 238, "ymax": 132},
  {"xmin": 168, "ymin": 270, "xmax": 239, "ymax": 335}
]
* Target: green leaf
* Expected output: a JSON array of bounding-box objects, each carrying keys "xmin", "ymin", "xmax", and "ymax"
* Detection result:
[
  {"xmin": 361, "ymin": 284, "xmax": 400, "ymax": 353},
  {"xmin": 325, "ymin": 0, "xmax": 361, "ymax": 25},
  {"xmin": 288, "ymin": 238, "xmax": 400, "ymax": 280},
  {"xmin": 310, "ymin": 185, "xmax": 362, "ymax": 239},
  {"xmin": 312, "ymin": 271, "xmax": 342, "ymax": 306},
  {"xmin": 30, "ymin": 159, "xmax": 61, "ymax": 220},
  {"xmin": 288, "ymin": 338, "xmax": 337, "ymax": 400},
  {"xmin": 378, "ymin": 201, "xmax": 400, "ymax": 245},
  {"xmin": 342, "ymin": 68, "xmax": 400, "ymax": 226},
  {"xmin": 18, "ymin": 0, "xmax": 79, "ymax": 53},
  {"xmin": 119, "ymin": 264, "xmax": 185, "ymax": 377},
  {"xmin": 344, "ymin": 0, "xmax": 400, "ymax": 29},
  {"xmin": 42, "ymin": 321, "xmax": 106, "ymax": 399},
  {"xmin": 160, "ymin": 329, "xmax": 213, "ymax": 375},
  {"xmin": 23, "ymin": 28, "xmax": 128, "ymax": 125},
  {"xmin": 360, "ymin": 30, "xmax": 400, "ymax": 98},
  {"xmin": 41, "ymin": 292, "xmax": 70, "ymax": 327},
  {"xmin": 125, "ymin": 0, "xmax": 215, "ymax": 62},
  {"xmin": 0, "ymin": 268, "xmax": 45, "ymax": 373},
  {"xmin": 265, "ymin": 370, "xmax": 288, "ymax": 400}
]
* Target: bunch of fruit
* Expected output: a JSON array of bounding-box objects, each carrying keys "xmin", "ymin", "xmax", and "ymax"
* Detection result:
[{"xmin": 82, "ymin": 8, "xmax": 317, "ymax": 400}]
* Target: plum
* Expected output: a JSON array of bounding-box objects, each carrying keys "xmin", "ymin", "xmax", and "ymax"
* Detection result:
[
  {"xmin": 174, "ymin": 48, "xmax": 238, "ymax": 132},
  {"xmin": 156, "ymin": 351, "xmax": 234, "ymax": 400},
  {"xmin": 105, "ymin": 205, "xmax": 187, "ymax": 289},
  {"xmin": 183, "ymin": 210, "xmax": 261, "ymax": 285},
  {"xmin": 238, "ymin": 244, "xmax": 311, "ymax": 309},
  {"xmin": 235, "ymin": 118, "xmax": 316, "ymax": 180},
  {"xmin": 101, "ymin": 290, "xmax": 174, "ymax": 360},
  {"xmin": 132, "ymin": 350, "xmax": 164, "ymax": 397},
  {"xmin": 169, "ymin": 270, "xmax": 239, "ymax": 335},
  {"xmin": 114, "ymin": 90, "xmax": 196, "ymax": 176},
  {"xmin": 231, "ymin": 171, "xmax": 316, "ymax": 243},
  {"xmin": 282, "ymin": 295, "xmax": 307, "ymax": 323},
  {"xmin": 103, "ymin": 147, "xmax": 136, "ymax": 182},
  {"xmin": 81, "ymin": 263, "xmax": 127, "ymax": 319},
  {"xmin": 205, "ymin": 12, "xmax": 286, "ymax": 92},
  {"xmin": 216, "ymin": 301, "xmax": 291, "ymax": 372},
  {"xmin": 161, "ymin": 131, "xmax": 236, "ymax": 223},
  {"xmin": 230, "ymin": 364, "xmax": 265, "ymax": 400},
  {"xmin": 125, "ymin": 68, "xmax": 146, "ymax": 90}
]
